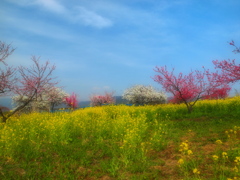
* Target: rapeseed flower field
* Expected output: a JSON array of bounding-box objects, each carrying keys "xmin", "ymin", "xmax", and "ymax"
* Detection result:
[{"xmin": 0, "ymin": 97, "xmax": 240, "ymax": 179}]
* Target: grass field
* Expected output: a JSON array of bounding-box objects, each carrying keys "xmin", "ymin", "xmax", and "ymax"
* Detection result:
[{"xmin": 0, "ymin": 97, "xmax": 240, "ymax": 180}]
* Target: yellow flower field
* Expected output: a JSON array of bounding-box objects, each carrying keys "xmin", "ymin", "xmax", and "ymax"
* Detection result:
[{"xmin": 0, "ymin": 97, "xmax": 240, "ymax": 179}]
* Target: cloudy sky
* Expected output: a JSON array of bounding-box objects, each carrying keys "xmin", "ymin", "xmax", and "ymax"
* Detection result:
[{"xmin": 1, "ymin": 0, "xmax": 240, "ymax": 101}]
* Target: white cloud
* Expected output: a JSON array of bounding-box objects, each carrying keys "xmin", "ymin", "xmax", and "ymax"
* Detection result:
[
  {"xmin": 4, "ymin": 0, "xmax": 34, "ymax": 6},
  {"xmin": 72, "ymin": 6, "xmax": 113, "ymax": 28},
  {"xmin": 35, "ymin": 0, "xmax": 66, "ymax": 14},
  {"xmin": 5, "ymin": 0, "xmax": 112, "ymax": 29},
  {"xmin": 1, "ymin": 15, "xmax": 74, "ymax": 41},
  {"xmin": 34, "ymin": 0, "xmax": 113, "ymax": 28}
]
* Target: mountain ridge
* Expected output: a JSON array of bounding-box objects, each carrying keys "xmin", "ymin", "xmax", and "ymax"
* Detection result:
[{"xmin": 0, "ymin": 96, "xmax": 128, "ymax": 109}]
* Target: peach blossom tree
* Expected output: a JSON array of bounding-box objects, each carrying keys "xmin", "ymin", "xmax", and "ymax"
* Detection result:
[
  {"xmin": 65, "ymin": 92, "xmax": 78, "ymax": 109},
  {"xmin": 213, "ymin": 41, "xmax": 240, "ymax": 84},
  {"xmin": 90, "ymin": 92, "xmax": 115, "ymax": 106},
  {"xmin": 0, "ymin": 41, "xmax": 16, "ymax": 96},
  {"xmin": 153, "ymin": 66, "xmax": 228, "ymax": 113},
  {"xmin": 0, "ymin": 41, "xmax": 58, "ymax": 122}
]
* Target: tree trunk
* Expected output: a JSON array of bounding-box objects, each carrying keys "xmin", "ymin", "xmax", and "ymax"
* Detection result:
[
  {"xmin": 187, "ymin": 105, "xmax": 193, "ymax": 113},
  {"xmin": 32, "ymin": 100, "xmax": 39, "ymax": 113},
  {"xmin": 0, "ymin": 108, "xmax": 7, "ymax": 123},
  {"xmin": 2, "ymin": 116, "xmax": 7, "ymax": 123}
]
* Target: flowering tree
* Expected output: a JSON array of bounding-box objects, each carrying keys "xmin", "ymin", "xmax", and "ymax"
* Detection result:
[
  {"xmin": 168, "ymin": 89, "xmax": 194, "ymax": 104},
  {"xmin": 0, "ymin": 41, "xmax": 16, "ymax": 95},
  {"xmin": 122, "ymin": 85, "xmax": 167, "ymax": 105},
  {"xmin": 65, "ymin": 92, "xmax": 78, "ymax": 109},
  {"xmin": 169, "ymin": 84, "xmax": 231, "ymax": 103},
  {"xmin": 0, "ymin": 54, "xmax": 57, "ymax": 122},
  {"xmin": 12, "ymin": 86, "xmax": 68, "ymax": 112},
  {"xmin": 48, "ymin": 87, "xmax": 69, "ymax": 111},
  {"xmin": 213, "ymin": 41, "xmax": 240, "ymax": 84},
  {"xmin": 153, "ymin": 66, "xmax": 228, "ymax": 113},
  {"xmin": 90, "ymin": 92, "xmax": 115, "ymax": 106},
  {"xmin": 0, "ymin": 41, "xmax": 15, "ymax": 63},
  {"xmin": 202, "ymin": 84, "xmax": 231, "ymax": 100},
  {"xmin": 229, "ymin": 40, "xmax": 240, "ymax": 54}
]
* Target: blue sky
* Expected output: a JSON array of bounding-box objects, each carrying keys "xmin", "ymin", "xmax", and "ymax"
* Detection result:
[{"xmin": 1, "ymin": 0, "xmax": 240, "ymax": 101}]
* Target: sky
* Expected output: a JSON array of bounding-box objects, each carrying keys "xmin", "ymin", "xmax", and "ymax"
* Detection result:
[{"xmin": 1, "ymin": 0, "xmax": 240, "ymax": 101}]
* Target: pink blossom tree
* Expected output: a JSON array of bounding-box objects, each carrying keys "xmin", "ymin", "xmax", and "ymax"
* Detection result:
[
  {"xmin": 65, "ymin": 92, "xmax": 78, "ymax": 109},
  {"xmin": 153, "ymin": 66, "xmax": 228, "ymax": 113},
  {"xmin": 0, "ymin": 41, "xmax": 15, "ymax": 64},
  {"xmin": 213, "ymin": 41, "xmax": 240, "ymax": 84},
  {"xmin": 90, "ymin": 92, "xmax": 115, "ymax": 107},
  {"xmin": 202, "ymin": 84, "xmax": 231, "ymax": 100},
  {"xmin": 0, "ymin": 42, "xmax": 58, "ymax": 122},
  {"xmin": 169, "ymin": 81, "xmax": 231, "ymax": 103},
  {"xmin": 0, "ymin": 41, "xmax": 16, "ymax": 95},
  {"xmin": 12, "ymin": 56, "xmax": 57, "ymax": 113},
  {"xmin": 229, "ymin": 40, "xmax": 240, "ymax": 54}
]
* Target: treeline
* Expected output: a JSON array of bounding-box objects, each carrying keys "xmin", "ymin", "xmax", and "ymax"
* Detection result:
[{"xmin": 0, "ymin": 40, "xmax": 239, "ymax": 122}]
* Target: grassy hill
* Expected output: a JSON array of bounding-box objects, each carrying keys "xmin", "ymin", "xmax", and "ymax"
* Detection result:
[{"xmin": 0, "ymin": 97, "xmax": 240, "ymax": 179}]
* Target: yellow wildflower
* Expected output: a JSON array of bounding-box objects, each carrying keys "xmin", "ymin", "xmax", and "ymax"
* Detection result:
[
  {"xmin": 234, "ymin": 157, "xmax": 240, "ymax": 165},
  {"xmin": 215, "ymin": 139, "xmax": 223, "ymax": 145},
  {"xmin": 193, "ymin": 168, "xmax": 200, "ymax": 174},
  {"xmin": 222, "ymin": 152, "xmax": 228, "ymax": 159},
  {"xmin": 227, "ymin": 178, "xmax": 238, "ymax": 180},
  {"xmin": 187, "ymin": 150, "xmax": 193, "ymax": 155},
  {"xmin": 179, "ymin": 142, "xmax": 189, "ymax": 152},
  {"xmin": 178, "ymin": 158, "xmax": 184, "ymax": 165},
  {"xmin": 232, "ymin": 166, "xmax": 238, "ymax": 173},
  {"xmin": 212, "ymin": 155, "xmax": 219, "ymax": 161}
]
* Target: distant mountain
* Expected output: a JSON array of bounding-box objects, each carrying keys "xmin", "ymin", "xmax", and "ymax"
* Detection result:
[
  {"xmin": 79, "ymin": 100, "xmax": 90, "ymax": 107},
  {"xmin": 78, "ymin": 96, "xmax": 128, "ymax": 108},
  {"xmin": 0, "ymin": 96, "xmax": 129, "ymax": 110},
  {"xmin": 0, "ymin": 97, "xmax": 12, "ymax": 109},
  {"xmin": 114, "ymin": 96, "xmax": 128, "ymax": 104}
]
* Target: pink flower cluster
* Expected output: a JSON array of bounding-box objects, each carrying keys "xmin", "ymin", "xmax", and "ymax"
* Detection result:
[{"xmin": 65, "ymin": 92, "xmax": 78, "ymax": 109}]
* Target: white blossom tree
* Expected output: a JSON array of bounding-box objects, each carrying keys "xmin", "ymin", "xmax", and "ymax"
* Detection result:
[
  {"xmin": 12, "ymin": 86, "xmax": 68, "ymax": 112},
  {"xmin": 122, "ymin": 85, "xmax": 167, "ymax": 105}
]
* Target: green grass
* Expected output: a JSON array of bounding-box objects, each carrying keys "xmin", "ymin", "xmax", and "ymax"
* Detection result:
[{"xmin": 0, "ymin": 98, "xmax": 240, "ymax": 179}]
